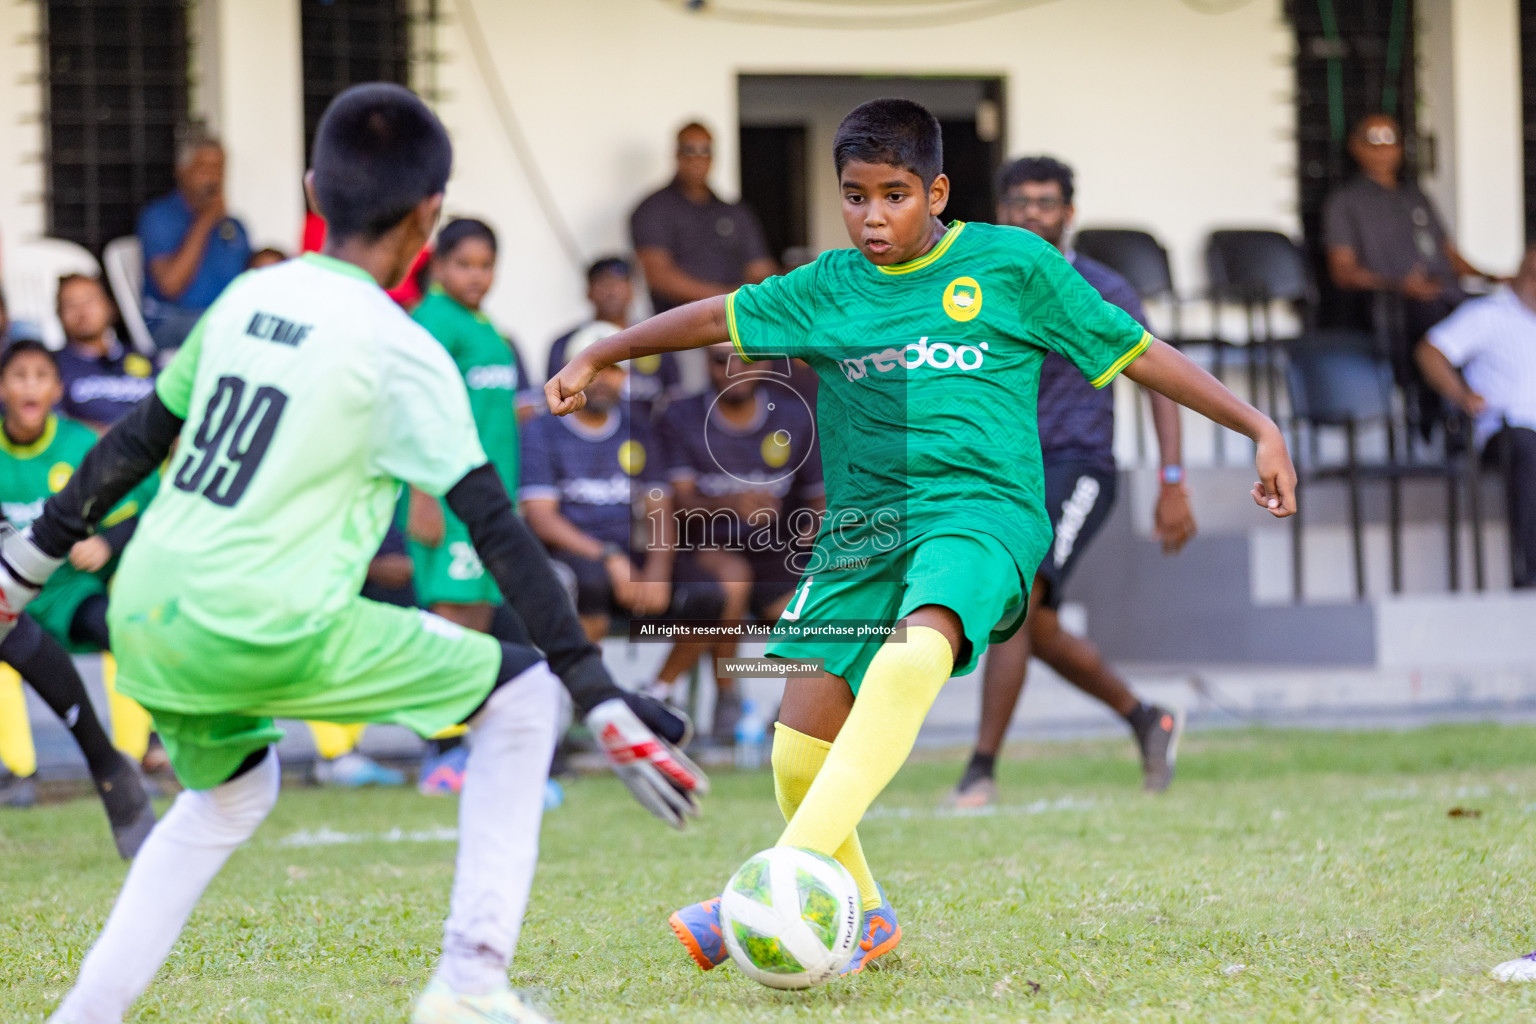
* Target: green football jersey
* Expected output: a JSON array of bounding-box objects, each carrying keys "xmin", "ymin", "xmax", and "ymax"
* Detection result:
[
  {"xmin": 726, "ymin": 220, "xmax": 1149, "ymax": 580},
  {"xmin": 412, "ymin": 285, "xmax": 519, "ymax": 494},
  {"xmin": 111, "ymin": 254, "xmax": 488, "ymax": 689}
]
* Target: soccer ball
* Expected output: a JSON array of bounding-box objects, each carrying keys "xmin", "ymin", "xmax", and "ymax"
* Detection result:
[{"xmin": 719, "ymin": 846, "xmax": 863, "ymax": 989}]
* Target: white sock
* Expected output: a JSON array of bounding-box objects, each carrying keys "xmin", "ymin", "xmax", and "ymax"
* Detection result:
[
  {"xmin": 52, "ymin": 749, "xmax": 280, "ymax": 1024},
  {"xmin": 436, "ymin": 663, "xmax": 561, "ymax": 996}
]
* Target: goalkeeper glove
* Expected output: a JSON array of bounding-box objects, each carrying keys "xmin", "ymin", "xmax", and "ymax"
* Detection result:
[
  {"xmin": 585, "ymin": 693, "xmax": 709, "ymax": 831},
  {"xmin": 0, "ymin": 525, "xmax": 62, "ymax": 642}
]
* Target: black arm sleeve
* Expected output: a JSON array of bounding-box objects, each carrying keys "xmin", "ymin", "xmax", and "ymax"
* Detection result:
[
  {"xmin": 30, "ymin": 394, "xmax": 185, "ymax": 559},
  {"xmin": 445, "ymin": 463, "xmax": 620, "ymax": 714}
]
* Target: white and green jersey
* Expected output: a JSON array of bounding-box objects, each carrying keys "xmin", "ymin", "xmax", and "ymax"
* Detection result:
[{"xmin": 112, "ymin": 253, "xmax": 487, "ymax": 662}]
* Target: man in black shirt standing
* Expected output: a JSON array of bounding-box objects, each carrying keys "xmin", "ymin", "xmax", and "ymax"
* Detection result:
[{"xmin": 629, "ymin": 123, "xmax": 778, "ymax": 314}]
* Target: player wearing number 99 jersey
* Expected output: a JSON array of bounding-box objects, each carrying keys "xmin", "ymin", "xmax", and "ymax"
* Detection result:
[{"xmin": 13, "ymin": 83, "xmax": 705, "ymax": 1024}]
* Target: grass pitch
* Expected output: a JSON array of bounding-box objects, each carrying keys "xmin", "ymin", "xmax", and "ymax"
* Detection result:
[{"xmin": 4, "ymin": 724, "xmax": 1536, "ymax": 1022}]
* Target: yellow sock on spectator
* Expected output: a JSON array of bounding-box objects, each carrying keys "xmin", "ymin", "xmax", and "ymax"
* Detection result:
[
  {"xmin": 777, "ymin": 627, "xmax": 953, "ymax": 897},
  {"xmin": 308, "ymin": 722, "xmax": 368, "ymax": 761},
  {"xmin": 102, "ymin": 653, "xmax": 153, "ymax": 761},
  {"xmin": 772, "ymin": 723, "xmax": 881, "ymax": 912},
  {"xmin": 0, "ymin": 664, "xmax": 37, "ymax": 778}
]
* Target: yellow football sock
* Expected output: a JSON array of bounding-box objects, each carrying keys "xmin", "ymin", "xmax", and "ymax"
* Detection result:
[
  {"xmin": 777, "ymin": 627, "xmax": 953, "ymax": 895},
  {"xmin": 772, "ymin": 723, "xmax": 881, "ymax": 912},
  {"xmin": 308, "ymin": 722, "xmax": 368, "ymax": 761},
  {"xmin": 430, "ymin": 723, "xmax": 468, "ymax": 740},
  {"xmin": 0, "ymin": 664, "xmax": 37, "ymax": 777},
  {"xmin": 102, "ymin": 653, "xmax": 153, "ymax": 761}
]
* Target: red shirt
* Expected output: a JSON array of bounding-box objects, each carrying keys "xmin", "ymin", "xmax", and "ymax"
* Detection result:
[{"xmin": 301, "ymin": 211, "xmax": 431, "ymax": 309}]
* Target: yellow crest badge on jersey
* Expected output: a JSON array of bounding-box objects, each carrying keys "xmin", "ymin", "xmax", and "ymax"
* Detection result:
[
  {"xmin": 618, "ymin": 440, "xmax": 645, "ymax": 476},
  {"xmin": 48, "ymin": 463, "xmax": 73, "ymax": 492},
  {"xmin": 761, "ymin": 430, "xmax": 791, "ymax": 469},
  {"xmin": 124, "ymin": 354, "xmax": 153, "ymax": 378},
  {"xmin": 943, "ymin": 276, "xmax": 982, "ymax": 322},
  {"xmin": 634, "ymin": 354, "xmax": 662, "ymax": 375}
]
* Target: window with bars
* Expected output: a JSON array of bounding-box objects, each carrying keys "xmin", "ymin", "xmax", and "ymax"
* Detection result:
[
  {"xmin": 301, "ymin": 0, "xmax": 412, "ymax": 161},
  {"xmin": 1289, "ymin": 0, "xmax": 1417, "ymax": 325},
  {"xmin": 44, "ymin": 0, "xmax": 190, "ymax": 255}
]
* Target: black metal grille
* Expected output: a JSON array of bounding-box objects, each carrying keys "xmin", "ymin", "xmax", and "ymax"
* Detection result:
[
  {"xmin": 1523, "ymin": 0, "xmax": 1536, "ymax": 245},
  {"xmin": 301, "ymin": 0, "xmax": 411, "ymax": 163},
  {"xmin": 44, "ymin": 0, "xmax": 189, "ymax": 255},
  {"xmin": 1288, "ymin": 0, "xmax": 1417, "ymax": 326}
]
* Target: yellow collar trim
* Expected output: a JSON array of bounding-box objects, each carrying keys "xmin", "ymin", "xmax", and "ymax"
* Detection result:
[
  {"xmin": 876, "ymin": 222, "xmax": 966, "ymax": 275},
  {"xmin": 0, "ymin": 414, "xmax": 58, "ymax": 459}
]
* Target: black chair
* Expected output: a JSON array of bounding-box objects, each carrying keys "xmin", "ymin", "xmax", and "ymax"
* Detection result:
[
  {"xmin": 1075, "ymin": 229, "xmax": 1179, "ymax": 325},
  {"xmin": 1208, "ymin": 230, "xmax": 1316, "ymax": 422},
  {"xmin": 1285, "ymin": 330, "xmax": 1466, "ymax": 601}
]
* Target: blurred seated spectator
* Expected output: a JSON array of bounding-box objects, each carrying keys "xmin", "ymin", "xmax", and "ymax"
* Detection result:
[
  {"xmin": 548, "ymin": 256, "xmax": 679, "ymax": 422},
  {"xmin": 248, "ymin": 247, "xmax": 288, "ymax": 269},
  {"xmin": 630, "ymin": 122, "xmax": 778, "ymax": 314},
  {"xmin": 54, "ymin": 274, "xmax": 156, "ymax": 432},
  {"xmin": 1324, "ymin": 113, "xmax": 1502, "ymax": 432},
  {"xmin": 1416, "ymin": 245, "xmax": 1536, "ymax": 589},
  {"xmin": 138, "ymin": 134, "xmax": 250, "ymax": 350},
  {"xmin": 658, "ymin": 343, "xmax": 824, "ymax": 741},
  {"xmin": 518, "ymin": 351, "xmax": 728, "ymax": 701}
]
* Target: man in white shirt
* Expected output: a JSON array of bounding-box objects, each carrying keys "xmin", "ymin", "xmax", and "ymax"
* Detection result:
[{"xmin": 1417, "ymin": 245, "xmax": 1536, "ymax": 590}]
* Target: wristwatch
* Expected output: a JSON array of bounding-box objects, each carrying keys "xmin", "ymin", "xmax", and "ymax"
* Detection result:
[{"xmin": 1160, "ymin": 465, "xmax": 1185, "ymax": 486}]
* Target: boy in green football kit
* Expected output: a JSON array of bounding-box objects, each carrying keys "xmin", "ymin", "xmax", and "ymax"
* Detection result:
[
  {"xmin": 0, "ymin": 85, "xmax": 705, "ymax": 1024},
  {"xmin": 548, "ymin": 98, "xmax": 1297, "ymax": 976}
]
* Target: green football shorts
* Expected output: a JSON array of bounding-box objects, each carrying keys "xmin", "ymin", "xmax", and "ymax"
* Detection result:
[
  {"xmin": 409, "ymin": 505, "xmax": 503, "ymax": 607},
  {"xmin": 766, "ymin": 531, "xmax": 1028, "ymax": 694},
  {"xmin": 111, "ymin": 596, "xmax": 502, "ymax": 790}
]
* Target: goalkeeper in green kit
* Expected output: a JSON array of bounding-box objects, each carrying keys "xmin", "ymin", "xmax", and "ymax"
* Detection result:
[
  {"xmin": 547, "ymin": 98, "xmax": 1296, "ymax": 976},
  {"xmin": 0, "ymin": 84, "xmax": 705, "ymax": 1024}
]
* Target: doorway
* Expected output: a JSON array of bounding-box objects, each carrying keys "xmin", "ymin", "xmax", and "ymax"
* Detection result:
[{"xmin": 738, "ymin": 75, "xmax": 1006, "ymax": 262}]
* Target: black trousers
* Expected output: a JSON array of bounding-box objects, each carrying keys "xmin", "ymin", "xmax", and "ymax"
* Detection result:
[{"xmin": 1485, "ymin": 426, "xmax": 1536, "ymax": 588}]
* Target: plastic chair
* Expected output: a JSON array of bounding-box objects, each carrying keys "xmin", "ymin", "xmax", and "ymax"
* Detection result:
[
  {"xmin": 102, "ymin": 236, "xmax": 156, "ymax": 355},
  {"xmin": 1, "ymin": 238, "xmax": 100, "ymax": 350},
  {"xmin": 1285, "ymin": 330, "xmax": 1464, "ymax": 600},
  {"xmin": 1207, "ymin": 230, "xmax": 1316, "ymax": 422}
]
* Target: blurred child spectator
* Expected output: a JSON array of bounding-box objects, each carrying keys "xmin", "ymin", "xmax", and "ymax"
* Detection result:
[
  {"xmin": 519, "ymin": 340, "xmax": 726, "ymax": 702},
  {"xmin": 54, "ymin": 275, "xmax": 157, "ymax": 432},
  {"xmin": 548, "ymin": 256, "xmax": 678, "ymax": 422},
  {"xmin": 138, "ymin": 134, "xmax": 250, "ymax": 349},
  {"xmin": 658, "ymin": 343, "xmax": 824, "ymax": 740}
]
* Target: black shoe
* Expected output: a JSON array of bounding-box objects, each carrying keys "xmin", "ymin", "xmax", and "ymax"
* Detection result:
[
  {"xmin": 94, "ymin": 754, "xmax": 156, "ymax": 859},
  {"xmin": 0, "ymin": 766, "xmax": 36, "ymax": 808},
  {"xmin": 1133, "ymin": 705, "xmax": 1185, "ymax": 793}
]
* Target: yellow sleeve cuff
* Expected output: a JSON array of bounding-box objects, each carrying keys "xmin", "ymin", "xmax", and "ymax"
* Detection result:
[
  {"xmin": 1090, "ymin": 330, "xmax": 1152, "ymax": 389},
  {"xmin": 725, "ymin": 291, "xmax": 756, "ymax": 363}
]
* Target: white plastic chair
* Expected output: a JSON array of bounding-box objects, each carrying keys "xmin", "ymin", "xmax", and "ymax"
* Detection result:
[
  {"xmin": 1, "ymin": 238, "xmax": 101, "ymax": 350},
  {"xmin": 102, "ymin": 236, "xmax": 156, "ymax": 354}
]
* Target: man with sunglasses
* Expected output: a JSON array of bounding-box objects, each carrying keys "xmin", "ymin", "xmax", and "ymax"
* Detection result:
[
  {"xmin": 950, "ymin": 155, "xmax": 1196, "ymax": 807},
  {"xmin": 1325, "ymin": 113, "xmax": 1504, "ymax": 433},
  {"xmin": 630, "ymin": 122, "xmax": 779, "ymax": 315}
]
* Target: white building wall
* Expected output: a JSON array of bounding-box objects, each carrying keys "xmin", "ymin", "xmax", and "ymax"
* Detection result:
[
  {"xmin": 428, "ymin": 0, "xmax": 1299, "ymax": 363},
  {"xmin": 1448, "ymin": 0, "xmax": 1524, "ymax": 271},
  {"xmin": 0, "ymin": 1, "xmax": 46, "ymax": 255}
]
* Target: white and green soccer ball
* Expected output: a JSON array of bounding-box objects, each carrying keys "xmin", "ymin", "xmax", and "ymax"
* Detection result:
[{"xmin": 719, "ymin": 846, "xmax": 863, "ymax": 990}]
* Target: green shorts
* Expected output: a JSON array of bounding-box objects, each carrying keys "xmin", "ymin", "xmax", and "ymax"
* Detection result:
[
  {"xmin": 767, "ymin": 531, "xmax": 1027, "ymax": 693},
  {"xmin": 409, "ymin": 505, "xmax": 503, "ymax": 607},
  {"xmin": 111, "ymin": 596, "xmax": 502, "ymax": 790},
  {"xmin": 29, "ymin": 568, "xmax": 105, "ymax": 652}
]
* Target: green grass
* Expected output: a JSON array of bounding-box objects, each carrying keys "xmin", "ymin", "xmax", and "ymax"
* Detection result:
[{"xmin": 4, "ymin": 724, "xmax": 1536, "ymax": 1022}]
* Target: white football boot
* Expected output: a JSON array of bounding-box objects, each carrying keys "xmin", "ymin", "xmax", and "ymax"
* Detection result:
[
  {"xmin": 410, "ymin": 978, "xmax": 553, "ymax": 1024},
  {"xmin": 1491, "ymin": 950, "xmax": 1536, "ymax": 982}
]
